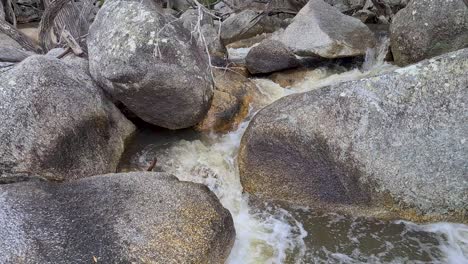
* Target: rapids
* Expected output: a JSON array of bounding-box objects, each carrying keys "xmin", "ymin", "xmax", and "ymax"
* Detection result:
[{"xmin": 119, "ymin": 39, "xmax": 468, "ymax": 263}]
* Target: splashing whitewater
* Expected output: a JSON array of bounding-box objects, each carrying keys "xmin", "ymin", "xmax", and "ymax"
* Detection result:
[{"xmin": 126, "ymin": 38, "xmax": 468, "ymax": 263}]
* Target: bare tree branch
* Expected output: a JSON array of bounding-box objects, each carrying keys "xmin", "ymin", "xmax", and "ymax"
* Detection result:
[
  {"xmin": 61, "ymin": 29, "xmax": 83, "ymax": 55},
  {"xmin": 0, "ymin": 0, "xmax": 5, "ymax": 19},
  {"xmin": 147, "ymin": 158, "xmax": 157, "ymax": 171},
  {"xmin": 0, "ymin": 19, "xmax": 42, "ymax": 52},
  {"xmin": 4, "ymin": 0, "xmax": 17, "ymax": 27},
  {"xmin": 39, "ymin": 0, "xmax": 72, "ymax": 51},
  {"xmin": 40, "ymin": 0, "xmax": 97, "ymax": 53}
]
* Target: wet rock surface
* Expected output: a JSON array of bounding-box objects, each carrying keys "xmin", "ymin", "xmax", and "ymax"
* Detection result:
[
  {"xmin": 196, "ymin": 90, "xmax": 241, "ymax": 133},
  {"xmin": 246, "ymin": 39, "xmax": 301, "ymax": 74},
  {"xmin": 0, "ymin": 172, "xmax": 235, "ymax": 263},
  {"xmin": 239, "ymin": 49, "xmax": 468, "ymax": 221},
  {"xmin": 0, "ymin": 55, "xmax": 135, "ymax": 181}
]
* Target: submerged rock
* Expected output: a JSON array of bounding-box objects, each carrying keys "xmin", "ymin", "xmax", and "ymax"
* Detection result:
[
  {"xmin": 195, "ymin": 69, "xmax": 264, "ymax": 133},
  {"xmin": 390, "ymin": 0, "xmax": 468, "ymax": 66},
  {"xmin": 0, "ymin": 55, "xmax": 135, "ymax": 181},
  {"xmin": 196, "ymin": 90, "xmax": 241, "ymax": 133},
  {"xmin": 88, "ymin": 0, "xmax": 213, "ymax": 130},
  {"xmin": 246, "ymin": 39, "xmax": 301, "ymax": 74},
  {"xmin": 213, "ymin": 68, "xmax": 267, "ymax": 109},
  {"xmin": 239, "ymin": 49, "xmax": 468, "ymax": 221},
  {"xmin": 0, "ymin": 172, "xmax": 235, "ymax": 263},
  {"xmin": 279, "ymin": 0, "xmax": 376, "ymax": 58}
]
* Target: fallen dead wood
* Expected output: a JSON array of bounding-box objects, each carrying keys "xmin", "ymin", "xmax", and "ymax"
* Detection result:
[
  {"xmin": 3, "ymin": 0, "xmax": 17, "ymax": 27},
  {"xmin": 0, "ymin": 19, "xmax": 42, "ymax": 53},
  {"xmin": 147, "ymin": 158, "xmax": 158, "ymax": 172},
  {"xmin": 40, "ymin": 0, "xmax": 97, "ymax": 53},
  {"xmin": 56, "ymin": 46, "xmax": 70, "ymax": 59},
  {"xmin": 39, "ymin": 0, "xmax": 72, "ymax": 51},
  {"xmin": 61, "ymin": 29, "xmax": 83, "ymax": 55},
  {"xmin": 0, "ymin": 0, "xmax": 5, "ymax": 19}
]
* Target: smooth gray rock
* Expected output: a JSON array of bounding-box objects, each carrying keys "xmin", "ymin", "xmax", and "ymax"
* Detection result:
[
  {"xmin": 0, "ymin": 33, "xmax": 22, "ymax": 50},
  {"xmin": 0, "ymin": 47, "xmax": 34, "ymax": 62},
  {"xmin": 88, "ymin": 0, "xmax": 213, "ymax": 130},
  {"xmin": 0, "ymin": 172, "xmax": 235, "ymax": 263},
  {"xmin": 0, "ymin": 55, "xmax": 135, "ymax": 181},
  {"xmin": 220, "ymin": 10, "xmax": 291, "ymax": 46},
  {"xmin": 246, "ymin": 39, "xmax": 300, "ymax": 74},
  {"xmin": 239, "ymin": 49, "xmax": 468, "ymax": 219},
  {"xmin": 279, "ymin": 0, "xmax": 376, "ymax": 58},
  {"xmin": 390, "ymin": 0, "xmax": 468, "ymax": 66},
  {"xmin": 46, "ymin": 48, "xmax": 90, "ymax": 74}
]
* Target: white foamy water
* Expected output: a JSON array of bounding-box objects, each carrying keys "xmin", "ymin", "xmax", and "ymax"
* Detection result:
[
  {"xmin": 127, "ymin": 39, "xmax": 468, "ymax": 263},
  {"xmin": 156, "ymin": 84, "xmax": 307, "ymax": 263},
  {"xmin": 397, "ymin": 221, "xmax": 468, "ymax": 264}
]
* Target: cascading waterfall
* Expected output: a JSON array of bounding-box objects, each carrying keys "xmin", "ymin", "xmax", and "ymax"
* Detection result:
[{"xmin": 123, "ymin": 38, "xmax": 468, "ymax": 263}]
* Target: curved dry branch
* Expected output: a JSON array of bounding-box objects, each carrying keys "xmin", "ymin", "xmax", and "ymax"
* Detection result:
[
  {"xmin": 0, "ymin": 19, "xmax": 42, "ymax": 53},
  {"xmin": 39, "ymin": 0, "xmax": 72, "ymax": 52},
  {"xmin": 0, "ymin": 0, "xmax": 5, "ymax": 19},
  {"xmin": 3, "ymin": 0, "xmax": 17, "ymax": 27}
]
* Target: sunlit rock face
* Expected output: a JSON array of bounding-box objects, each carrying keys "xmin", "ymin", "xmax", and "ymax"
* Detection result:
[
  {"xmin": 390, "ymin": 0, "xmax": 468, "ymax": 66},
  {"xmin": 279, "ymin": 0, "xmax": 376, "ymax": 58},
  {"xmin": 0, "ymin": 172, "xmax": 235, "ymax": 263},
  {"xmin": 88, "ymin": 0, "xmax": 213, "ymax": 130},
  {"xmin": 239, "ymin": 49, "xmax": 468, "ymax": 221},
  {"xmin": 0, "ymin": 55, "xmax": 135, "ymax": 181}
]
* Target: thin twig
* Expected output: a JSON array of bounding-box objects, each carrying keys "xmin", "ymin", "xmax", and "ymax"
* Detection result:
[
  {"xmin": 147, "ymin": 158, "xmax": 157, "ymax": 171},
  {"xmin": 56, "ymin": 46, "xmax": 71, "ymax": 59},
  {"xmin": 0, "ymin": 19, "xmax": 42, "ymax": 52}
]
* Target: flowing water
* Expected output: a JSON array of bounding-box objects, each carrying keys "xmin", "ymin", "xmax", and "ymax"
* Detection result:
[{"xmin": 120, "ymin": 40, "xmax": 468, "ymax": 263}]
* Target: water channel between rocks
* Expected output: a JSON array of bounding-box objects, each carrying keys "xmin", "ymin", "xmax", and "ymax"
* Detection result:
[{"xmin": 119, "ymin": 41, "xmax": 468, "ymax": 264}]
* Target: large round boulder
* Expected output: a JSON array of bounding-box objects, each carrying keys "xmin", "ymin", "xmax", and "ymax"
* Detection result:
[
  {"xmin": 279, "ymin": 0, "xmax": 376, "ymax": 58},
  {"xmin": 88, "ymin": 0, "xmax": 213, "ymax": 130},
  {"xmin": 0, "ymin": 172, "xmax": 235, "ymax": 263},
  {"xmin": 390, "ymin": 0, "xmax": 468, "ymax": 66},
  {"xmin": 239, "ymin": 49, "xmax": 468, "ymax": 221},
  {"xmin": 0, "ymin": 55, "xmax": 135, "ymax": 181}
]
